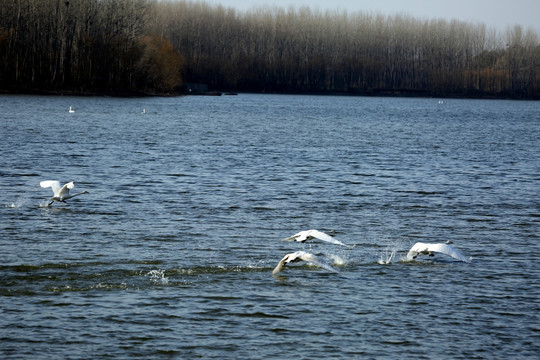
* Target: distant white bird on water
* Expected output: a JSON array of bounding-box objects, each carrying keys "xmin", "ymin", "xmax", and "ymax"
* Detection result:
[
  {"xmin": 141, "ymin": 109, "xmax": 146, "ymax": 114},
  {"xmin": 406, "ymin": 241, "xmax": 470, "ymax": 262},
  {"xmin": 272, "ymin": 251, "xmax": 338, "ymax": 275},
  {"xmin": 283, "ymin": 229, "xmax": 350, "ymax": 247},
  {"xmin": 40, "ymin": 180, "xmax": 88, "ymax": 206},
  {"xmin": 69, "ymin": 106, "xmax": 75, "ymax": 113}
]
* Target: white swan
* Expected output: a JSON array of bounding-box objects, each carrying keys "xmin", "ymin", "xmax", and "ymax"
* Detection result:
[
  {"xmin": 40, "ymin": 180, "xmax": 88, "ymax": 206},
  {"xmin": 141, "ymin": 109, "xmax": 146, "ymax": 114},
  {"xmin": 406, "ymin": 242, "xmax": 470, "ymax": 262},
  {"xmin": 283, "ymin": 229, "xmax": 350, "ymax": 247},
  {"xmin": 273, "ymin": 251, "xmax": 338, "ymax": 275},
  {"xmin": 69, "ymin": 106, "xmax": 75, "ymax": 113}
]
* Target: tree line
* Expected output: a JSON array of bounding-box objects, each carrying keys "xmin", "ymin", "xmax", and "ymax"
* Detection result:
[
  {"xmin": 1, "ymin": 0, "xmax": 539, "ymax": 98},
  {"xmin": 0, "ymin": 0, "xmax": 183, "ymax": 95}
]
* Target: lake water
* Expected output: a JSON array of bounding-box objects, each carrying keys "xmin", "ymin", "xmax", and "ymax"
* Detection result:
[{"xmin": 1, "ymin": 94, "xmax": 539, "ymax": 359}]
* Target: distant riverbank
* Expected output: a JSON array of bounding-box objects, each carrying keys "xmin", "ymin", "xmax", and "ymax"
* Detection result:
[
  {"xmin": 1, "ymin": 87, "xmax": 537, "ymax": 100},
  {"xmin": 2, "ymin": 1, "xmax": 539, "ymax": 101}
]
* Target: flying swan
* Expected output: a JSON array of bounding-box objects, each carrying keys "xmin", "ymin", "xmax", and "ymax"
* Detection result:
[
  {"xmin": 272, "ymin": 251, "xmax": 339, "ymax": 275},
  {"xmin": 40, "ymin": 180, "xmax": 88, "ymax": 206},
  {"xmin": 283, "ymin": 229, "xmax": 350, "ymax": 247},
  {"xmin": 406, "ymin": 242, "xmax": 470, "ymax": 262}
]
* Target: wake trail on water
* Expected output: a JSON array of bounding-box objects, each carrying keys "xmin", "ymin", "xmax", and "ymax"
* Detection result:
[
  {"xmin": 5, "ymin": 197, "xmax": 29, "ymax": 208},
  {"xmin": 5, "ymin": 196, "xmax": 59, "ymax": 209}
]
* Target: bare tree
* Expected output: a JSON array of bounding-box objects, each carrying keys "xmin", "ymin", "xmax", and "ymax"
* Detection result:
[{"xmin": 1, "ymin": 0, "xmax": 538, "ymax": 98}]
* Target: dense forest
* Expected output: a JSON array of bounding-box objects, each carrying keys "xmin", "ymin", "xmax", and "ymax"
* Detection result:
[{"xmin": 1, "ymin": 0, "xmax": 539, "ymax": 98}]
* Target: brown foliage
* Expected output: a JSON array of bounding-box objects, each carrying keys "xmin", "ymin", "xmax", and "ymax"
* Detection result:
[{"xmin": 137, "ymin": 35, "xmax": 184, "ymax": 93}]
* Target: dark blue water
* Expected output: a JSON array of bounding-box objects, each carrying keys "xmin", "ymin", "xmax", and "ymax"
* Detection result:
[{"xmin": 1, "ymin": 94, "xmax": 539, "ymax": 359}]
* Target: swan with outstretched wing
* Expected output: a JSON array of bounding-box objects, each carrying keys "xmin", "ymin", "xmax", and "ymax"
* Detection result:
[
  {"xmin": 40, "ymin": 180, "xmax": 88, "ymax": 206},
  {"xmin": 272, "ymin": 251, "xmax": 339, "ymax": 275},
  {"xmin": 406, "ymin": 242, "xmax": 470, "ymax": 262},
  {"xmin": 283, "ymin": 229, "xmax": 350, "ymax": 247}
]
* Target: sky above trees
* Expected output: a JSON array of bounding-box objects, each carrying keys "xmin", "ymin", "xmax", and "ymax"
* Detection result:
[{"xmin": 210, "ymin": 0, "xmax": 540, "ymax": 31}]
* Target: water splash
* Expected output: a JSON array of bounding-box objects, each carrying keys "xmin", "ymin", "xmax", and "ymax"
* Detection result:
[
  {"xmin": 6, "ymin": 198, "xmax": 27, "ymax": 208},
  {"xmin": 327, "ymin": 254, "xmax": 347, "ymax": 266},
  {"xmin": 93, "ymin": 282, "xmax": 128, "ymax": 290},
  {"xmin": 377, "ymin": 248, "xmax": 397, "ymax": 265},
  {"xmin": 146, "ymin": 269, "xmax": 169, "ymax": 284}
]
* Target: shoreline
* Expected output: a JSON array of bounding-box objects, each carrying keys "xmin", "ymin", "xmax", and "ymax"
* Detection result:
[{"xmin": 0, "ymin": 87, "xmax": 537, "ymax": 101}]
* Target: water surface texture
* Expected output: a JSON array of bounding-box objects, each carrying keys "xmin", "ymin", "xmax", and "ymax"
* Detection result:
[{"xmin": 1, "ymin": 94, "xmax": 539, "ymax": 359}]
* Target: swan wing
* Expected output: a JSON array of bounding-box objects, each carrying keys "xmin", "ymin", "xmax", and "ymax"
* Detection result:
[
  {"xmin": 407, "ymin": 242, "xmax": 470, "ymax": 262},
  {"xmin": 283, "ymin": 230, "xmax": 308, "ymax": 242},
  {"xmin": 272, "ymin": 251, "xmax": 338, "ymax": 274},
  {"xmin": 307, "ymin": 230, "xmax": 348, "ymax": 247},
  {"xmin": 406, "ymin": 249, "xmax": 418, "ymax": 260},
  {"xmin": 40, "ymin": 180, "xmax": 62, "ymax": 196},
  {"xmin": 272, "ymin": 251, "xmax": 302, "ymax": 274},
  {"xmin": 57, "ymin": 182, "xmax": 74, "ymax": 198},
  {"xmin": 406, "ymin": 242, "xmax": 427, "ymax": 260},
  {"xmin": 298, "ymin": 252, "xmax": 339, "ymax": 273},
  {"xmin": 428, "ymin": 243, "xmax": 470, "ymax": 262}
]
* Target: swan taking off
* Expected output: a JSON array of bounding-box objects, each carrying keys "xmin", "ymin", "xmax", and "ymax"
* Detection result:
[
  {"xmin": 40, "ymin": 180, "xmax": 88, "ymax": 206},
  {"xmin": 406, "ymin": 242, "xmax": 470, "ymax": 262},
  {"xmin": 272, "ymin": 251, "xmax": 338, "ymax": 275},
  {"xmin": 283, "ymin": 229, "xmax": 350, "ymax": 247}
]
